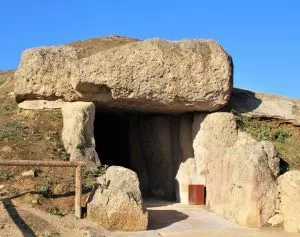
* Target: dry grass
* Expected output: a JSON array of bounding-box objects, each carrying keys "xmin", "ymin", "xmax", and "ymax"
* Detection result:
[
  {"xmin": 0, "ymin": 70, "xmax": 14, "ymax": 86},
  {"xmin": 0, "ymin": 71, "xmax": 96, "ymax": 215},
  {"xmin": 234, "ymin": 111, "xmax": 300, "ymax": 170}
]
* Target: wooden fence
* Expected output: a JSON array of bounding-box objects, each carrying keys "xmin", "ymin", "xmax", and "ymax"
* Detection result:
[{"xmin": 0, "ymin": 160, "xmax": 87, "ymax": 219}]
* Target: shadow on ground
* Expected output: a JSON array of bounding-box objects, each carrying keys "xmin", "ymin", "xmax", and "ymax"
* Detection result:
[
  {"xmin": 147, "ymin": 209, "xmax": 188, "ymax": 230},
  {"xmin": 2, "ymin": 198, "xmax": 36, "ymax": 237}
]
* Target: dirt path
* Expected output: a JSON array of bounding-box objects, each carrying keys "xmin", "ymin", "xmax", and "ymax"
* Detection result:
[
  {"xmin": 0, "ymin": 200, "xmax": 108, "ymax": 237},
  {"xmin": 0, "ymin": 200, "xmax": 298, "ymax": 237}
]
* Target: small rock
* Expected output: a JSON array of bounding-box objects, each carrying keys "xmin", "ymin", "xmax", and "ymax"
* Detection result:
[
  {"xmin": 0, "ymin": 146, "xmax": 13, "ymax": 153},
  {"xmin": 0, "ymin": 185, "xmax": 4, "ymax": 190},
  {"xmin": 32, "ymin": 199, "xmax": 38, "ymax": 205},
  {"xmin": 268, "ymin": 214, "xmax": 284, "ymax": 227},
  {"xmin": 8, "ymin": 91, "xmax": 15, "ymax": 98},
  {"xmin": 22, "ymin": 170, "xmax": 35, "ymax": 177}
]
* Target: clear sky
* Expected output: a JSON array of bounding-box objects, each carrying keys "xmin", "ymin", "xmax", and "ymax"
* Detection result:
[{"xmin": 1, "ymin": 1, "xmax": 299, "ymax": 98}]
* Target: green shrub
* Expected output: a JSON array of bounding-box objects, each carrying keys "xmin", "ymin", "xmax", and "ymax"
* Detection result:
[
  {"xmin": 50, "ymin": 207, "xmax": 66, "ymax": 217},
  {"xmin": 257, "ymin": 127, "xmax": 271, "ymax": 141},
  {"xmin": 7, "ymin": 187, "xmax": 20, "ymax": 197},
  {"xmin": 3, "ymin": 102, "xmax": 18, "ymax": 111},
  {"xmin": 0, "ymin": 169, "xmax": 13, "ymax": 180},
  {"xmin": 84, "ymin": 165, "xmax": 108, "ymax": 178},
  {"xmin": 0, "ymin": 121, "xmax": 28, "ymax": 139},
  {"xmin": 36, "ymin": 177, "xmax": 53, "ymax": 196},
  {"xmin": 273, "ymin": 130, "xmax": 291, "ymax": 143}
]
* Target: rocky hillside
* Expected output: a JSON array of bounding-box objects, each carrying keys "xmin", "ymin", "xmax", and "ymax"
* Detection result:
[{"xmin": 0, "ymin": 70, "xmax": 97, "ymax": 216}]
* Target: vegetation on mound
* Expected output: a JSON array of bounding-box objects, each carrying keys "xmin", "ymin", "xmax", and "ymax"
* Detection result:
[
  {"xmin": 0, "ymin": 73, "xmax": 95, "ymax": 216},
  {"xmin": 232, "ymin": 109, "xmax": 300, "ymax": 170}
]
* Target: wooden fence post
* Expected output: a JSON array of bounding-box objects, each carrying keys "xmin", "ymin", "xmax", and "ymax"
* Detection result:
[
  {"xmin": 75, "ymin": 165, "xmax": 82, "ymax": 219},
  {"xmin": 0, "ymin": 159, "xmax": 86, "ymax": 219}
]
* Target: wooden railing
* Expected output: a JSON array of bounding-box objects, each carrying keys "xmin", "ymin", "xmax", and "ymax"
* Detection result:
[{"xmin": 0, "ymin": 160, "xmax": 87, "ymax": 219}]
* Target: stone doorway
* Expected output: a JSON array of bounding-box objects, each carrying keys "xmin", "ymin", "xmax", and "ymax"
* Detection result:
[{"xmin": 93, "ymin": 109, "xmax": 195, "ymax": 202}]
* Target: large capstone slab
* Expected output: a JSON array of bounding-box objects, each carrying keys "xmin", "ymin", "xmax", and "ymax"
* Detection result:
[{"xmin": 14, "ymin": 36, "xmax": 233, "ymax": 112}]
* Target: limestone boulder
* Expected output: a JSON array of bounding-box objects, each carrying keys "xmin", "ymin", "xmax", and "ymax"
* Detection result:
[
  {"xmin": 14, "ymin": 37, "xmax": 233, "ymax": 112},
  {"xmin": 87, "ymin": 166, "xmax": 148, "ymax": 231},
  {"xmin": 192, "ymin": 112, "xmax": 238, "ymax": 185},
  {"xmin": 61, "ymin": 102, "xmax": 99, "ymax": 165},
  {"xmin": 229, "ymin": 88, "xmax": 300, "ymax": 126},
  {"xmin": 278, "ymin": 171, "xmax": 300, "ymax": 232},
  {"xmin": 105, "ymin": 166, "xmax": 143, "ymax": 204},
  {"xmin": 207, "ymin": 132, "xmax": 279, "ymax": 227},
  {"xmin": 192, "ymin": 112, "xmax": 280, "ymax": 227}
]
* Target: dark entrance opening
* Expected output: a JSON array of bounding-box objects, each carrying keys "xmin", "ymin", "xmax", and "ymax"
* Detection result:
[
  {"xmin": 93, "ymin": 109, "xmax": 192, "ymax": 202},
  {"xmin": 94, "ymin": 111, "xmax": 130, "ymax": 168}
]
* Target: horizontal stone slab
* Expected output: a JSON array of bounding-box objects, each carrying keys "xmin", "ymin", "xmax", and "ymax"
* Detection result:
[
  {"xmin": 229, "ymin": 88, "xmax": 300, "ymax": 126},
  {"xmin": 14, "ymin": 36, "xmax": 233, "ymax": 113}
]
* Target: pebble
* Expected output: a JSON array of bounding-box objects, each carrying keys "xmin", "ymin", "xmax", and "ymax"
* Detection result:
[
  {"xmin": 22, "ymin": 170, "xmax": 35, "ymax": 177},
  {"xmin": 0, "ymin": 146, "xmax": 13, "ymax": 153}
]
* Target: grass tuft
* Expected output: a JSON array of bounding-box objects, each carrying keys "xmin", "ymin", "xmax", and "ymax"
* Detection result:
[
  {"xmin": 0, "ymin": 121, "xmax": 28, "ymax": 139},
  {"xmin": 231, "ymin": 109, "xmax": 300, "ymax": 169},
  {"xmin": 0, "ymin": 169, "xmax": 13, "ymax": 181},
  {"xmin": 84, "ymin": 165, "xmax": 108, "ymax": 178}
]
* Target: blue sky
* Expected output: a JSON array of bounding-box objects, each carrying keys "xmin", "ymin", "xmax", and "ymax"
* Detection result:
[{"xmin": 1, "ymin": 1, "xmax": 299, "ymax": 98}]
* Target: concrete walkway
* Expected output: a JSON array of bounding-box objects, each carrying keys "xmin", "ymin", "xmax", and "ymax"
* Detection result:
[
  {"xmin": 1, "ymin": 199, "xmax": 297, "ymax": 236},
  {"xmin": 111, "ymin": 200, "xmax": 298, "ymax": 237}
]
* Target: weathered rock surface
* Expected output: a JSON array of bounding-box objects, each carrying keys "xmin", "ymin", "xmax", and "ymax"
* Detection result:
[
  {"xmin": 175, "ymin": 114, "xmax": 198, "ymax": 203},
  {"xmin": 61, "ymin": 102, "xmax": 99, "ymax": 165},
  {"xmin": 21, "ymin": 170, "xmax": 35, "ymax": 177},
  {"xmin": 18, "ymin": 100, "xmax": 65, "ymax": 110},
  {"xmin": 260, "ymin": 141, "xmax": 280, "ymax": 177},
  {"xmin": 229, "ymin": 88, "xmax": 300, "ymax": 126},
  {"xmin": 87, "ymin": 166, "xmax": 148, "ymax": 231},
  {"xmin": 138, "ymin": 116, "xmax": 175, "ymax": 200},
  {"xmin": 211, "ymin": 132, "xmax": 279, "ymax": 227},
  {"xmin": 267, "ymin": 214, "xmax": 284, "ymax": 227},
  {"xmin": 192, "ymin": 112, "xmax": 280, "ymax": 227},
  {"xmin": 128, "ymin": 114, "xmax": 196, "ymax": 202},
  {"xmin": 192, "ymin": 112, "xmax": 238, "ymax": 185},
  {"xmin": 278, "ymin": 171, "xmax": 300, "ymax": 232},
  {"xmin": 14, "ymin": 36, "xmax": 233, "ymax": 112},
  {"xmin": 105, "ymin": 166, "xmax": 143, "ymax": 204}
]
